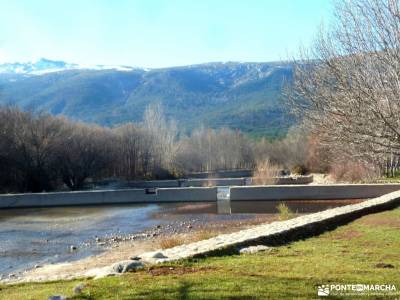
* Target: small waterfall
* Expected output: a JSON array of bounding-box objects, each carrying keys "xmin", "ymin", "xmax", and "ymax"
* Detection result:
[{"xmin": 217, "ymin": 187, "xmax": 231, "ymax": 214}]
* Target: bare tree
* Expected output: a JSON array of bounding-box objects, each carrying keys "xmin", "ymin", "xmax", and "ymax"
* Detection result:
[
  {"xmin": 290, "ymin": 0, "xmax": 400, "ymax": 171},
  {"xmin": 142, "ymin": 103, "xmax": 178, "ymax": 177},
  {"xmin": 57, "ymin": 123, "xmax": 114, "ymax": 190}
]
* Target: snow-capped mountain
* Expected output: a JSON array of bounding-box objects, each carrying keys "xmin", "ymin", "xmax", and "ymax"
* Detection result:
[
  {"xmin": 0, "ymin": 58, "xmax": 137, "ymax": 75},
  {"xmin": 0, "ymin": 60, "xmax": 294, "ymax": 137}
]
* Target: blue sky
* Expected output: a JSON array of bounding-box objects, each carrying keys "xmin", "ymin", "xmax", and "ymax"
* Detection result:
[{"xmin": 0, "ymin": 0, "xmax": 332, "ymax": 68}]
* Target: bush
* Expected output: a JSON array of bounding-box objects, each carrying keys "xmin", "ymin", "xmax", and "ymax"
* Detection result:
[
  {"xmin": 291, "ymin": 164, "xmax": 308, "ymax": 175},
  {"xmin": 276, "ymin": 202, "xmax": 293, "ymax": 220},
  {"xmin": 152, "ymin": 167, "xmax": 178, "ymax": 180},
  {"xmin": 329, "ymin": 161, "xmax": 379, "ymax": 183},
  {"xmin": 252, "ymin": 159, "xmax": 281, "ymax": 185}
]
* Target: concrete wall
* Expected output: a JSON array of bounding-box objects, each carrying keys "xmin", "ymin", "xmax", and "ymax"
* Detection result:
[
  {"xmin": 186, "ymin": 178, "xmax": 247, "ymax": 187},
  {"xmin": 275, "ymin": 175, "xmax": 313, "ymax": 185},
  {"xmin": 3, "ymin": 183, "xmax": 400, "ymax": 209},
  {"xmin": 250, "ymin": 175, "xmax": 314, "ymax": 185},
  {"xmin": 0, "ymin": 187, "xmax": 217, "ymax": 209},
  {"xmin": 187, "ymin": 170, "xmax": 253, "ymax": 179},
  {"xmin": 230, "ymin": 184, "xmax": 400, "ymax": 200},
  {"xmin": 128, "ymin": 180, "xmax": 180, "ymax": 188},
  {"xmin": 157, "ymin": 187, "xmax": 217, "ymax": 202},
  {"xmin": 127, "ymin": 178, "xmax": 248, "ymax": 188},
  {"xmin": 97, "ymin": 175, "xmax": 312, "ymax": 189}
]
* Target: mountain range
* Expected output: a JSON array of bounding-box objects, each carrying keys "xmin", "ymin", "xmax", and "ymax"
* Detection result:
[{"xmin": 0, "ymin": 59, "xmax": 294, "ymax": 138}]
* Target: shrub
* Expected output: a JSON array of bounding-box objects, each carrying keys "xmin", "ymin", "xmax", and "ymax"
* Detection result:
[
  {"xmin": 252, "ymin": 159, "xmax": 281, "ymax": 185},
  {"xmin": 291, "ymin": 164, "xmax": 308, "ymax": 175},
  {"xmin": 329, "ymin": 161, "xmax": 379, "ymax": 183},
  {"xmin": 276, "ymin": 202, "xmax": 293, "ymax": 220},
  {"xmin": 158, "ymin": 236, "xmax": 184, "ymax": 249}
]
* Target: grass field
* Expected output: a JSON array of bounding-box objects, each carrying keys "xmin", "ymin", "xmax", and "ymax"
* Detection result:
[{"xmin": 1, "ymin": 207, "xmax": 399, "ymax": 299}]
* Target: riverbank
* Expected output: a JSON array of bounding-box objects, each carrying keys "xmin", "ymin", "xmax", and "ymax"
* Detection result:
[
  {"xmin": 1, "ymin": 206, "xmax": 399, "ymax": 299},
  {"xmin": 0, "ymin": 199, "xmax": 361, "ymax": 282},
  {"xmin": 2, "ymin": 212, "xmax": 283, "ymax": 283}
]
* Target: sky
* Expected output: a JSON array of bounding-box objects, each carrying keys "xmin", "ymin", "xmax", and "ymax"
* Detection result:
[{"xmin": 0, "ymin": 0, "xmax": 333, "ymax": 68}]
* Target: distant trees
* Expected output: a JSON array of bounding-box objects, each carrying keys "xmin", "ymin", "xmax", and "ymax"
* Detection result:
[
  {"xmin": 0, "ymin": 108, "xmax": 66, "ymax": 192},
  {"xmin": 57, "ymin": 123, "xmax": 114, "ymax": 190},
  {"xmin": 0, "ymin": 102, "xmax": 314, "ymax": 193},
  {"xmin": 290, "ymin": 0, "xmax": 400, "ymax": 175},
  {"xmin": 174, "ymin": 127, "xmax": 254, "ymax": 172},
  {"xmin": 254, "ymin": 128, "xmax": 308, "ymax": 170},
  {"xmin": 0, "ymin": 105, "xmax": 256, "ymax": 193}
]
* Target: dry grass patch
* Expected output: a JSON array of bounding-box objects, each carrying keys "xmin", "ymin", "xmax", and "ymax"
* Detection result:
[
  {"xmin": 158, "ymin": 230, "xmax": 218, "ymax": 250},
  {"xmin": 252, "ymin": 159, "xmax": 280, "ymax": 185}
]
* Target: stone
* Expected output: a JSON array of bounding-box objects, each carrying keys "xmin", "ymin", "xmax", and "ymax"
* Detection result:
[
  {"xmin": 84, "ymin": 266, "xmax": 116, "ymax": 279},
  {"xmin": 149, "ymin": 252, "xmax": 168, "ymax": 259},
  {"xmin": 70, "ymin": 245, "xmax": 77, "ymax": 251},
  {"xmin": 239, "ymin": 245, "xmax": 272, "ymax": 254},
  {"xmin": 375, "ymin": 263, "xmax": 395, "ymax": 269},
  {"xmin": 73, "ymin": 283, "xmax": 86, "ymax": 295},
  {"xmin": 130, "ymin": 256, "xmax": 141, "ymax": 261},
  {"xmin": 48, "ymin": 296, "xmax": 67, "ymax": 300},
  {"xmin": 112, "ymin": 260, "xmax": 144, "ymax": 273}
]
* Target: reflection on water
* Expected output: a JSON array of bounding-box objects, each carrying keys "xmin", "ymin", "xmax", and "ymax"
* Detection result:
[
  {"xmin": 0, "ymin": 198, "xmax": 363, "ymax": 277},
  {"xmin": 166, "ymin": 199, "xmax": 363, "ymax": 215}
]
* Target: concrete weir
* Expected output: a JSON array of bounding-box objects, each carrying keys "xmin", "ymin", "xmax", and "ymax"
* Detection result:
[
  {"xmin": 1, "ymin": 183, "xmax": 400, "ymax": 208},
  {"xmin": 0, "ymin": 187, "xmax": 218, "ymax": 209},
  {"xmin": 230, "ymin": 184, "xmax": 400, "ymax": 200}
]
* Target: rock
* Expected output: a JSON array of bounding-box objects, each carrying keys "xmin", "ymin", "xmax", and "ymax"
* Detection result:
[
  {"xmin": 112, "ymin": 260, "xmax": 144, "ymax": 273},
  {"xmin": 73, "ymin": 283, "xmax": 86, "ymax": 295},
  {"xmin": 85, "ymin": 266, "xmax": 116, "ymax": 279},
  {"xmin": 139, "ymin": 251, "xmax": 169, "ymax": 263},
  {"xmin": 239, "ymin": 245, "xmax": 272, "ymax": 254},
  {"xmin": 375, "ymin": 263, "xmax": 395, "ymax": 269},
  {"xmin": 155, "ymin": 258, "xmax": 170, "ymax": 264},
  {"xmin": 70, "ymin": 245, "xmax": 77, "ymax": 251},
  {"xmin": 34, "ymin": 264, "xmax": 42, "ymax": 269},
  {"xmin": 95, "ymin": 237, "xmax": 101, "ymax": 242},
  {"xmin": 130, "ymin": 256, "xmax": 141, "ymax": 261},
  {"xmin": 151, "ymin": 252, "xmax": 168, "ymax": 259},
  {"xmin": 48, "ymin": 296, "xmax": 67, "ymax": 300},
  {"xmin": 187, "ymin": 225, "xmax": 193, "ymax": 229}
]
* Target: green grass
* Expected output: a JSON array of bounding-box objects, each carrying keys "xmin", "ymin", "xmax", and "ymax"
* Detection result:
[{"xmin": 1, "ymin": 208, "xmax": 400, "ymax": 299}]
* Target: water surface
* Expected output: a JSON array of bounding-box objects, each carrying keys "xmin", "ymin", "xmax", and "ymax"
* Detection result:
[{"xmin": 0, "ymin": 199, "xmax": 362, "ymax": 277}]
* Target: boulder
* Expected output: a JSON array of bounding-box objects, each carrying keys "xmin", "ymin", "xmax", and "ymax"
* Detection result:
[
  {"xmin": 48, "ymin": 296, "xmax": 67, "ymax": 300},
  {"xmin": 112, "ymin": 260, "xmax": 144, "ymax": 273},
  {"xmin": 73, "ymin": 283, "xmax": 86, "ymax": 295},
  {"xmin": 239, "ymin": 245, "xmax": 272, "ymax": 254}
]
